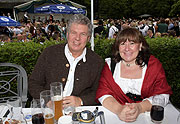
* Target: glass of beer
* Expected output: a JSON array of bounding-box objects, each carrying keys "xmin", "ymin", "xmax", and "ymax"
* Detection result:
[
  {"xmin": 50, "ymin": 82, "xmax": 63, "ymax": 122},
  {"xmin": 31, "ymin": 99, "xmax": 44, "ymax": 124},
  {"xmin": 40, "ymin": 90, "xmax": 55, "ymax": 124},
  {"xmin": 150, "ymin": 95, "xmax": 165, "ymax": 124}
]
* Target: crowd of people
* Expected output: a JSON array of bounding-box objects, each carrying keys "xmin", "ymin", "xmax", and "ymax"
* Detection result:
[
  {"xmin": 94, "ymin": 17, "xmax": 180, "ymax": 39},
  {"xmin": 0, "ymin": 13, "xmax": 67, "ymax": 44},
  {"xmin": 0, "ymin": 12, "xmax": 180, "ymax": 44}
]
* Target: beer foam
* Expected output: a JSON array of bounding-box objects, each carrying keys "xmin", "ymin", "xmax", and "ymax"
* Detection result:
[
  {"xmin": 52, "ymin": 95, "xmax": 62, "ymax": 101},
  {"xmin": 44, "ymin": 113, "xmax": 54, "ymax": 119}
]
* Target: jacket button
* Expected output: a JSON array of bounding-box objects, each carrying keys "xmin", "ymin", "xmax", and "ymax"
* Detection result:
[
  {"xmin": 62, "ymin": 78, "xmax": 66, "ymax": 82},
  {"xmin": 78, "ymin": 63, "xmax": 81, "ymax": 66},
  {"xmin": 76, "ymin": 78, "xmax": 79, "ymax": 81},
  {"xmin": 66, "ymin": 64, "xmax": 70, "ymax": 67}
]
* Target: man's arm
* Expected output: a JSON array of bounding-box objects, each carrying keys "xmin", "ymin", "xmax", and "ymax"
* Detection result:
[
  {"xmin": 79, "ymin": 59, "xmax": 104, "ymax": 105},
  {"xmin": 28, "ymin": 51, "xmax": 47, "ymax": 99}
]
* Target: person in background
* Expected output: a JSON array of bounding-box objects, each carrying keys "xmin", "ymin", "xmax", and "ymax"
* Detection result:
[
  {"xmin": 157, "ymin": 18, "xmax": 168, "ymax": 34},
  {"xmin": 108, "ymin": 20, "xmax": 119, "ymax": 39},
  {"xmin": 147, "ymin": 29, "xmax": 154, "ymax": 38},
  {"xmin": 94, "ymin": 19, "xmax": 106, "ymax": 38},
  {"xmin": 7, "ymin": 13, "xmax": 12, "ymax": 19},
  {"xmin": 29, "ymin": 14, "xmax": 104, "ymax": 107},
  {"xmin": 23, "ymin": 12, "xmax": 29, "ymax": 24},
  {"xmin": 49, "ymin": 14, "xmax": 54, "ymax": 23},
  {"xmin": 96, "ymin": 27, "xmax": 172, "ymax": 122},
  {"xmin": 0, "ymin": 34, "xmax": 11, "ymax": 43}
]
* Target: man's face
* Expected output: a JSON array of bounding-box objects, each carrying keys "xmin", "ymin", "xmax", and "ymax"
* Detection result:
[{"xmin": 67, "ymin": 23, "xmax": 90, "ymax": 58}]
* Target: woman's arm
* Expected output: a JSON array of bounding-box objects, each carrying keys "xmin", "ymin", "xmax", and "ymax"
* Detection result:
[
  {"xmin": 125, "ymin": 100, "xmax": 152, "ymax": 122},
  {"xmin": 139, "ymin": 99, "xmax": 152, "ymax": 113},
  {"xmin": 102, "ymin": 96, "xmax": 131, "ymax": 122}
]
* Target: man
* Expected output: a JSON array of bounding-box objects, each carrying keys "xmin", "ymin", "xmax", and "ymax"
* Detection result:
[
  {"xmin": 157, "ymin": 18, "xmax": 168, "ymax": 34},
  {"xmin": 28, "ymin": 14, "xmax": 104, "ymax": 107},
  {"xmin": 108, "ymin": 21, "xmax": 119, "ymax": 39},
  {"xmin": 94, "ymin": 19, "xmax": 106, "ymax": 38},
  {"xmin": 23, "ymin": 12, "xmax": 29, "ymax": 24}
]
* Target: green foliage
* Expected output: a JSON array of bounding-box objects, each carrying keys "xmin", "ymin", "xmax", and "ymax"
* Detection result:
[
  {"xmin": 0, "ymin": 40, "xmax": 64, "ymax": 76},
  {"xmin": 71, "ymin": 0, "xmax": 180, "ymax": 18},
  {"xmin": 169, "ymin": 0, "xmax": 180, "ymax": 16},
  {"xmin": 146, "ymin": 37, "xmax": 180, "ymax": 109},
  {"xmin": 0, "ymin": 37, "xmax": 180, "ymax": 109}
]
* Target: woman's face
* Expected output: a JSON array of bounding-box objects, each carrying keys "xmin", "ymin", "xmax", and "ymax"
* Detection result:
[{"xmin": 119, "ymin": 39, "xmax": 142, "ymax": 63}]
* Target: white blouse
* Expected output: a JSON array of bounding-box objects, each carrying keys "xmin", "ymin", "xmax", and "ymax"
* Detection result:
[{"xmin": 98, "ymin": 58, "xmax": 169, "ymax": 105}]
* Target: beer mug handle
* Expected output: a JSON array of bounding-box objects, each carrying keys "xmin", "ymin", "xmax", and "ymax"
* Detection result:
[{"xmin": 98, "ymin": 111, "xmax": 106, "ymax": 124}]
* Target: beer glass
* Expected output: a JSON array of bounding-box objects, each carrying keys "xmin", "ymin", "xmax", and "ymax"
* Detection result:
[
  {"xmin": 150, "ymin": 95, "xmax": 165, "ymax": 124},
  {"xmin": 50, "ymin": 82, "xmax": 63, "ymax": 121},
  {"xmin": 31, "ymin": 99, "xmax": 44, "ymax": 124},
  {"xmin": 40, "ymin": 90, "xmax": 54, "ymax": 124}
]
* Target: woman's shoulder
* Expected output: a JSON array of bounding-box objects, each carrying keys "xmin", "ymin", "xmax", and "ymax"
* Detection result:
[
  {"xmin": 149, "ymin": 55, "xmax": 161, "ymax": 64},
  {"xmin": 148, "ymin": 55, "xmax": 162, "ymax": 69},
  {"xmin": 105, "ymin": 58, "xmax": 111, "ymax": 67}
]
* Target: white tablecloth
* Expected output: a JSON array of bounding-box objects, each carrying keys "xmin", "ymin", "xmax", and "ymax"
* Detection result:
[
  {"xmin": 2, "ymin": 103, "xmax": 179, "ymax": 124},
  {"xmin": 75, "ymin": 104, "xmax": 180, "ymax": 124}
]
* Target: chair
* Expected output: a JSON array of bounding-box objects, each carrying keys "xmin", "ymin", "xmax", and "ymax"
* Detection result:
[{"xmin": 0, "ymin": 63, "xmax": 28, "ymax": 107}]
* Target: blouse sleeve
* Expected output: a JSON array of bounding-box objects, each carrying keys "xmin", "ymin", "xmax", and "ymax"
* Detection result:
[
  {"xmin": 98, "ymin": 95, "xmax": 113, "ymax": 104},
  {"xmin": 143, "ymin": 94, "xmax": 170, "ymax": 106}
]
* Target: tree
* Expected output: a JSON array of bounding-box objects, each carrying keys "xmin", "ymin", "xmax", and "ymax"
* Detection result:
[
  {"xmin": 169, "ymin": 0, "xmax": 180, "ymax": 16},
  {"xmin": 70, "ymin": 0, "xmax": 179, "ymax": 19}
]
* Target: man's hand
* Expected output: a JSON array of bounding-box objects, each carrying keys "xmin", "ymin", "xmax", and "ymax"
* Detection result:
[{"xmin": 63, "ymin": 96, "xmax": 82, "ymax": 108}]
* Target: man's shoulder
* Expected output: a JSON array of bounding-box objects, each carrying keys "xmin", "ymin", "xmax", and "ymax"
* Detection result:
[
  {"xmin": 45, "ymin": 43, "xmax": 65, "ymax": 51},
  {"xmin": 41, "ymin": 43, "xmax": 65, "ymax": 56},
  {"xmin": 86, "ymin": 48, "xmax": 104, "ymax": 62}
]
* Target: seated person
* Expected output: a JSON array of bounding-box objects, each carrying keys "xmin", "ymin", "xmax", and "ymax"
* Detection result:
[
  {"xmin": 96, "ymin": 27, "xmax": 172, "ymax": 122},
  {"xmin": 29, "ymin": 14, "xmax": 104, "ymax": 107}
]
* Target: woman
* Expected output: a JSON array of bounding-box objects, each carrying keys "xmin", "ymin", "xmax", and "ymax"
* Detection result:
[{"xmin": 96, "ymin": 28, "xmax": 172, "ymax": 122}]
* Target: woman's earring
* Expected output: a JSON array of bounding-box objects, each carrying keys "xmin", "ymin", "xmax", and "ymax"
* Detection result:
[{"xmin": 139, "ymin": 47, "xmax": 142, "ymax": 51}]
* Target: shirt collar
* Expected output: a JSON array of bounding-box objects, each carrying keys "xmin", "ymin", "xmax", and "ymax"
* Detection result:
[{"xmin": 65, "ymin": 44, "xmax": 87, "ymax": 62}]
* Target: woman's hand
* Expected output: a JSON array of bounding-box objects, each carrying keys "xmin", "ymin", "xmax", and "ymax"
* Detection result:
[
  {"xmin": 123, "ymin": 103, "xmax": 142, "ymax": 122},
  {"xmin": 117, "ymin": 105, "xmax": 131, "ymax": 121}
]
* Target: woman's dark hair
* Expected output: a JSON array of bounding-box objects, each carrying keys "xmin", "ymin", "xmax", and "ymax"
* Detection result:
[{"xmin": 112, "ymin": 27, "xmax": 151, "ymax": 67}]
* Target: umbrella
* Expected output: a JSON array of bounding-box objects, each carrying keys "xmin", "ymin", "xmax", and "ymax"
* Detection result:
[
  {"xmin": 0, "ymin": 16, "xmax": 21, "ymax": 26},
  {"xmin": 138, "ymin": 14, "xmax": 152, "ymax": 18},
  {"xmin": 34, "ymin": 4, "xmax": 86, "ymax": 15}
]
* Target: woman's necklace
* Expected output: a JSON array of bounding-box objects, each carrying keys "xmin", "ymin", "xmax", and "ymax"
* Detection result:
[{"xmin": 122, "ymin": 60, "xmax": 136, "ymax": 67}]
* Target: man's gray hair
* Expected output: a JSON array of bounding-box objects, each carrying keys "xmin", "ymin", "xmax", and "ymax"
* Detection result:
[{"xmin": 67, "ymin": 14, "xmax": 93, "ymax": 37}]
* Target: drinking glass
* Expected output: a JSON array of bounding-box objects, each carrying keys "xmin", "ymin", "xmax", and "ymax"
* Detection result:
[
  {"xmin": 7, "ymin": 96, "xmax": 27, "ymax": 124},
  {"xmin": 50, "ymin": 82, "xmax": 63, "ymax": 121},
  {"xmin": 31, "ymin": 99, "xmax": 44, "ymax": 124},
  {"xmin": 150, "ymin": 95, "xmax": 165, "ymax": 124},
  {"xmin": 40, "ymin": 90, "xmax": 54, "ymax": 124},
  {"xmin": 64, "ymin": 106, "xmax": 75, "ymax": 116}
]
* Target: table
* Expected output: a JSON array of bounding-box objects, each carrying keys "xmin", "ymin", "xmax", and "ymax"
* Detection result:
[
  {"xmin": 75, "ymin": 104, "xmax": 179, "ymax": 124},
  {"xmin": 2, "ymin": 103, "xmax": 179, "ymax": 124}
]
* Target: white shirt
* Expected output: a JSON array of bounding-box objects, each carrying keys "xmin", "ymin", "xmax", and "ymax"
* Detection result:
[
  {"xmin": 108, "ymin": 25, "xmax": 118, "ymax": 39},
  {"xmin": 138, "ymin": 24, "xmax": 149, "ymax": 36},
  {"xmin": 63, "ymin": 44, "xmax": 86, "ymax": 97},
  {"xmin": 98, "ymin": 58, "xmax": 169, "ymax": 105}
]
